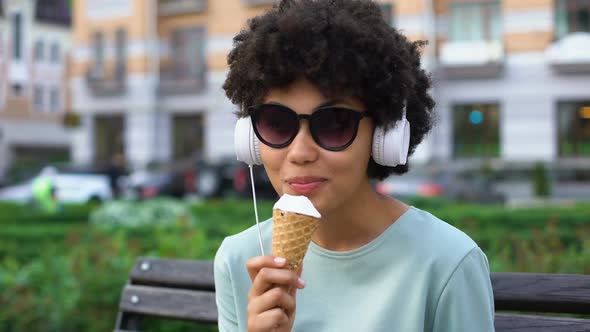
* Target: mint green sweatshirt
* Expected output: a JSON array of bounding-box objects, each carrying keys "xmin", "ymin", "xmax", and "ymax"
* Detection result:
[{"xmin": 214, "ymin": 206, "xmax": 495, "ymax": 331}]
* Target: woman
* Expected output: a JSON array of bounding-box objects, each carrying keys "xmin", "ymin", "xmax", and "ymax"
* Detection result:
[{"xmin": 214, "ymin": 0, "xmax": 495, "ymax": 331}]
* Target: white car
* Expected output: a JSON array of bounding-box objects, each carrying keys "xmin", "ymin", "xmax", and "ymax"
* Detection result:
[{"xmin": 0, "ymin": 173, "xmax": 113, "ymax": 204}]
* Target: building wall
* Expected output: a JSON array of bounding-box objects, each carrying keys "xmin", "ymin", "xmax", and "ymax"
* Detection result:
[
  {"xmin": 0, "ymin": 0, "xmax": 72, "ymax": 174},
  {"xmin": 433, "ymin": 53, "xmax": 590, "ymax": 160},
  {"xmin": 68, "ymin": 0, "xmax": 590, "ymax": 171},
  {"xmin": 69, "ymin": 0, "xmax": 283, "ymax": 167},
  {"xmin": 430, "ymin": 0, "xmax": 590, "ymax": 164},
  {"xmin": 0, "ymin": 13, "xmax": 6, "ymax": 112}
]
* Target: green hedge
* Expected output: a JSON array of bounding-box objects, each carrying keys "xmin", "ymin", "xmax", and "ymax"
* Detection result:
[
  {"xmin": 0, "ymin": 199, "xmax": 588, "ymax": 332},
  {"xmin": 0, "ymin": 202, "xmax": 94, "ymax": 224}
]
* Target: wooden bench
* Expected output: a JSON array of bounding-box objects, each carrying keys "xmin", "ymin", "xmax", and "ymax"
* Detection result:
[{"xmin": 114, "ymin": 256, "xmax": 590, "ymax": 331}]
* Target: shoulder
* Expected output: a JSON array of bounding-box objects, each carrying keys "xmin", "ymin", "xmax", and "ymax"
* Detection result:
[
  {"xmin": 397, "ymin": 207, "xmax": 486, "ymax": 278},
  {"xmin": 397, "ymin": 207, "xmax": 493, "ymax": 319},
  {"xmin": 402, "ymin": 207, "xmax": 477, "ymax": 250}
]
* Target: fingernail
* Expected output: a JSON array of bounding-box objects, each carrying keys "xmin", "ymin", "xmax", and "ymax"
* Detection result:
[
  {"xmin": 297, "ymin": 277, "xmax": 305, "ymax": 288},
  {"xmin": 274, "ymin": 257, "xmax": 286, "ymax": 265}
]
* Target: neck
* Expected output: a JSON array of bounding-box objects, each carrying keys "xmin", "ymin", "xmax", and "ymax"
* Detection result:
[{"xmin": 312, "ymin": 181, "xmax": 408, "ymax": 252}]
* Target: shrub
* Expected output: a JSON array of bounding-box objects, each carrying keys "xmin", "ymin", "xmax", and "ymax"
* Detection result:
[
  {"xmin": 0, "ymin": 202, "xmax": 93, "ymax": 225},
  {"xmin": 89, "ymin": 198, "xmax": 196, "ymax": 230},
  {"xmin": 0, "ymin": 199, "xmax": 588, "ymax": 331}
]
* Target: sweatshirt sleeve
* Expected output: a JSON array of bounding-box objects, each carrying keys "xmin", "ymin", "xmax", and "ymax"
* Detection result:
[
  {"xmin": 214, "ymin": 239, "xmax": 240, "ymax": 332},
  {"xmin": 432, "ymin": 247, "xmax": 495, "ymax": 332}
]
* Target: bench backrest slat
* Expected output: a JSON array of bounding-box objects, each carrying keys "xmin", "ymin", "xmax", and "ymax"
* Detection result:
[
  {"xmin": 115, "ymin": 257, "xmax": 590, "ymax": 331},
  {"xmin": 129, "ymin": 256, "xmax": 214, "ymax": 290},
  {"xmin": 491, "ymin": 272, "xmax": 590, "ymax": 315},
  {"xmin": 119, "ymin": 285, "xmax": 217, "ymax": 323},
  {"xmin": 495, "ymin": 314, "xmax": 590, "ymax": 332}
]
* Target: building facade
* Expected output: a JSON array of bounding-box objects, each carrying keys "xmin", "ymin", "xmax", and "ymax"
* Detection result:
[
  {"xmin": 429, "ymin": 0, "xmax": 589, "ymax": 168},
  {"xmin": 69, "ymin": 0, "xmax": 401, "ymax": 170},
  {"xmin": 68, "ymin": 0, "xmax": 590, "ymax": 170},
  {"xmin": 0, "ymin": 0, "xmax": 72, "ymax": 178}
]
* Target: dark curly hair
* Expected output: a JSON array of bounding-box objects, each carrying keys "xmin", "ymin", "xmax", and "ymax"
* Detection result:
[{"xmin": 223, "ymin": 0, "xmax": 435, "ymax": 180}]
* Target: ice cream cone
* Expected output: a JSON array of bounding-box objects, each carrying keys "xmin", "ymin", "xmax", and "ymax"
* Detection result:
[{"xmin": 272, "ymin": 209, "xmax": 320, "ymax": 271}]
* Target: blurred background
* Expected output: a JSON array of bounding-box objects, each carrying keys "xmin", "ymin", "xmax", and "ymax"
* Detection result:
[
  {"xmin": 0, "ymin": 0, "xmax": 589, "ymax": 205},
  {"xmin": 0, "ymin": 0, "xmax": 588, "ymax": 331}
]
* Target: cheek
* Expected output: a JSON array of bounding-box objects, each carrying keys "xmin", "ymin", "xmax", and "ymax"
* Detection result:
[
  {"xmin": 260, "ymin": 144, "xmax": 285, "ymax": 194},
  {"xmin": 326, "ymin": 127, "xmax": 373, "ymax": 183},
  {"xmin": 344, "ymin": 123, "xmax": 373, "ymax": 169}
]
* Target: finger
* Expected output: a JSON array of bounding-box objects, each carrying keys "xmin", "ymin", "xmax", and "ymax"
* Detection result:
[
  {"xmin": 248, "ymin": 286, "xmax": 296, "ymax": 317},
  {"xmin": 249, "ymin": 307, "xmax": 289, "ymax": 331},
  {"xmin": 250, "ymin": 267, "xmax": 304, "ymax": 298},
  {"xmin": 246, "ymin": 256, "xmax": 287, "ymax": 282},
  {"xmin": 289, "ymin": 263, "xmax": 304, "ymax": 298},
  {"xmin": 288, "ymin": 282, "xmax": 298, "ymax": 298}
]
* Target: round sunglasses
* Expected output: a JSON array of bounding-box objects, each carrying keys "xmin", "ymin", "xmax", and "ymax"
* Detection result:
[{"xmin": 248, "ymin": 104, "xmax": 368, "ymax": 151}]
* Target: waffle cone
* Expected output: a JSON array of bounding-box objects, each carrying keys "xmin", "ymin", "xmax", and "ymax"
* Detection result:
[{"xmin": 272, "ymin": 209, "xmax": 320, "ymax": 271}]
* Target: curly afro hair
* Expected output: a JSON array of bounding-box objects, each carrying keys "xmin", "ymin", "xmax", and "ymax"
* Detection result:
[{"xmin": 223, "ymin": 0, "xmax": 435, "ymax": 180}]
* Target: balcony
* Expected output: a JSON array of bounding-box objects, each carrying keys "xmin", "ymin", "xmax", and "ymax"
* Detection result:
[
  {"xmin": 157, "ymin": 64, "xmax": 206, "ymax": 96},
  {"xmin": 439, "ymin": 40, "xmax": 505, "ymax": 79},
  {"xmin": 242, "ymin": 0, "xmax": 279, "ymax": 6},
  {"xmin": 547, "ymin": 32, "xmax": 590, "ymax": 75},
  {"xmin": 158, "ymin": 0, "xmax": 207, "ymax": 16},
  {"xmin": 85, "ymin": 66, "xmax": 127, "ymax": 97}
]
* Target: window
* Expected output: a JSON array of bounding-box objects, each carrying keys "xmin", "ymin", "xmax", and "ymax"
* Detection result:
[
  {"xmin": 34, "ymin": 39, "xmax": 44, "ymax": 62},
  {"xmin": 173, "ymin": 114, "xmax": 204, "ymax": 160},
  {"xmin": 158, "ymin": 0, "xmax": 208, "ymax": 15},
  {"xmin": 449, "ymin": 1, "xmax": 501, "ymax": 41},
  {"xmin": 556, "ymin": 0, "xmax": 590, "ymax": 39},
  {"xmin": 558, "ymin": 101, "xmax": 590, "ymax": 157},
  {"xmin": 33, "ymin": 85, "xmax": 44, "ymax": 112},
  {"xmin": 92, "ymin": 31, "xmax": 105, "ymax": 75},
  {"xmin": 115, "ymin": 28, "xmax": 127, "ymax": 76},
  {"xmin": 11, "ymin": 84, "xmax": 23, "ymax": 96},
  {"xmin": 12, "ymin": 12, "xmax": 22, "ymax": 59},
  {"xmin": 94, "ymin": 115, "xmax": 125, "ymax": 163},
  {"xmin": 50, "ymin": 42, "xmax": 60, "ymax": 63},
  {"xmin": 453, "ymin": 103, "xmax": 500, "ymax": 158},
  {"xmin": 50, "ymin": 87, "xmax": 60, "ymax": 112},
  {"xmin": 170, "ymin": 26, "xmax": 206, "ymax": 80}
]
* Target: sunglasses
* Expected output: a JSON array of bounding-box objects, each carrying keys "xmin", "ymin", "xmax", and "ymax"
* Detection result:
[{"xmin": 248, "ymin": 103, "xmax": 368, "ymax": 151}]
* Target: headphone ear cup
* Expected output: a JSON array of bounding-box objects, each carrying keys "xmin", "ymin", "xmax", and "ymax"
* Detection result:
[
  {"xmin": 234, "ymin": 117, "xmax": 263, "ymax": 165},
  {"xmin": 399, "ymin": 118, "xmax": 410, "ymax": 165},
  {"xmin": 372, "ymin": 126, "xmax": 385, "ymax": 166},
  {"xmin": 371, "ymin": 119, "xmax": 410, "ymax": 167}
]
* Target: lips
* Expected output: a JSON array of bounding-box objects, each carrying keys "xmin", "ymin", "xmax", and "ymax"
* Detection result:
[{"xmin": 286, "ymin": 176, "xmax": 327, "ymax": 195}]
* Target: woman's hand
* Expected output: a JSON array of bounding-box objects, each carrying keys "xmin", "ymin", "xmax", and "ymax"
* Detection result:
[{"xmin": 246, "ymin": 256, "xmax": 305, "ymax": 332}]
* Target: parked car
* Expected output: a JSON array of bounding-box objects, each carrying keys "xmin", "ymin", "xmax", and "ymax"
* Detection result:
[
  {"xmin": 195, "ymin": 158, "xmax": 277, "ymax": 199},
  {"xmin": 232, "ymin": 163, "xmax": 277, "ymax": 199},
  {"xmin": 0, "ymin": 172, "xmax": 113, "ymax": 204},
  {"xmin": 195, "ymin": 158, "xmax": 239, "ymax": 198},
  {"xmin": 52, "ymin": 173, "xmax": 113, "ymax": 204},
  {"xmin": 122, "ymin": 160, "xmax": 197, "ymax": 200},
  {"xmin": 376, "ymin": 167, "xmax": 505, "ymax": 204}
]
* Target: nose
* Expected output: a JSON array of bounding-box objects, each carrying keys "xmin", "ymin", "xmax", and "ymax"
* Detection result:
[{"xmin": 286, "ymin": 121, "xmax": 319, "ymax": 165}]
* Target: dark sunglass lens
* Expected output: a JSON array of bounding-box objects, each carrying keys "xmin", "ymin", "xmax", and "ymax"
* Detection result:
[
  {"xmin": 256, "ymin": 106, "xmax": 297, "ymax": 145},
  {"xmin": 313, "ymin": 108, "xmax": 357, "ymax": 149}
]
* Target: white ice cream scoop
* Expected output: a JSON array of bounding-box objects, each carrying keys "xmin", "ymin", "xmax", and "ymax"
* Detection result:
[{"xmin": 273, "ymin": 194, "xmax": 321, "ymax": 218}]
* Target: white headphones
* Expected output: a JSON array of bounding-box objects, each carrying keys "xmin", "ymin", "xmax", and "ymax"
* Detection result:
[{"xmin": 234, "ymin": 106, "xmax": 410, "ymax": 167}]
